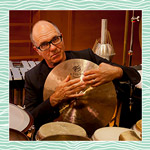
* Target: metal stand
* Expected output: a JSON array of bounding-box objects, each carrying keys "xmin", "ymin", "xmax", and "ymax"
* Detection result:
[
  {"xmin": 128, "ymin": 10, "xmax": 140, "ymax": 67},
  {"xmin": 128, "ymin": 11, "xmax": 140, "ymax": 111}
]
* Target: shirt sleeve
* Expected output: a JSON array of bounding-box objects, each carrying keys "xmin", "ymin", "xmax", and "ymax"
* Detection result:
[
  {"xmin": 89, "ymin": 48, "xmax": 141, "ymax": 85},
  {"xmin": 24, "ymin": 71, "xmax": 60, "ymax": 129}
]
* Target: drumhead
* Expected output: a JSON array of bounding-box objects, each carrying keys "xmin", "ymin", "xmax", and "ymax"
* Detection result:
[
  {"xmin": 9, "ymin": 128, "xmax": 29, "ymax": 141},
  {"xmin": 9, "ymin": 103, "xmax": 32, "ymax": 132},
  {"xmin": 92, "ymin": 127, "xmax": 131, "ymax": 141},
  {"xmin": 135, "ymin": 70, "xmax": 142, "ymax": 89},
  {"xmin": 36, "ymin": 121, "xmax": 87, "ymax": 140}
]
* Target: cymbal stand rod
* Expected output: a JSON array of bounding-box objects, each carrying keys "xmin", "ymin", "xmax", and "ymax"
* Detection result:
[
  {"xmin": 129, "ymin": 83, "xmax": 134, "ymax": 111},
  {"xmin": 128, "ymin": 10, "xmax": 140, "ymax": 66}
]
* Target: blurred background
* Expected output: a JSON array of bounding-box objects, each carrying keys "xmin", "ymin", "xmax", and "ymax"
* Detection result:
[{"xmin": 9, "ymin": 10, "xmax": 142, "ymax": 66}]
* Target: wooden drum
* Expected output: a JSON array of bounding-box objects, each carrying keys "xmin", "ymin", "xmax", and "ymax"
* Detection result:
[
  {"xmin": 36, "ymin": 121, "xmax": 87, "ymax": 141},
  {"xmin": 9, "ymin": 128, "xmax": 29, "ymax": 141}
]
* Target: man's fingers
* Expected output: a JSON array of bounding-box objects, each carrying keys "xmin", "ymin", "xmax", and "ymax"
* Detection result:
[
  {"xmin": 92, "ymin": 82, "xmax": 101, "ymax": 87},
  {"xmin": 84, "ymin": 69, "xmax": 97, "ymax": 76},
  {"xmin": 68, "ymin": 80, "xmax": 85, "ymax": 90},
  {"xmin": 64, "ymin": 75, "xmax": 71, "ymax": 82},
  {"xmin": 83, "ymin": 74, "xmax": 97, "ymax": 82},
  {"xmin": 69, "ymin": 92, "xmax": 85, "ymax": 98},
  {"xmin": 67, "ymin": 78, "xmax": 82, "ymax": 86}
]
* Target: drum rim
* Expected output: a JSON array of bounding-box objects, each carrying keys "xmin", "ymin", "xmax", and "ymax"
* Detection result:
[
  {"xmin": 9, "ymin": 103, "xmax": 34, "ymax": 132},
  {"xmin": 22, "ymin": 110, "xmax": 34, "ymax": 132},
  {"xmin": 40, "ymin": 134, "xmax": 91, "ymax": 141}
]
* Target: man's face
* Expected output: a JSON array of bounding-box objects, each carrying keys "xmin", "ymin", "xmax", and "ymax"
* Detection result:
[{"xmin": 32, "ymin": 21, "xmax": 66, "ymax": 67}]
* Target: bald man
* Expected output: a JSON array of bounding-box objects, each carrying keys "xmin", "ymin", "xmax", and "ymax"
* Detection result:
[{"xmin": 24, "ymin": 20, "xmax": 140, "ymax": 132}]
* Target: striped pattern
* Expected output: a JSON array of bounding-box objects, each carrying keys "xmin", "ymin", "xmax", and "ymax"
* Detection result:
[{"xmin": 0, "ymin": 0, "xmax": 150, "ymax": 149}]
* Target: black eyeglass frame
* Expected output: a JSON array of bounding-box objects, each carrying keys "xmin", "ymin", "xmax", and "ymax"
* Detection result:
[{"xmin": 36, "ymin": 34, "xmax": 62, "ymax": 51}]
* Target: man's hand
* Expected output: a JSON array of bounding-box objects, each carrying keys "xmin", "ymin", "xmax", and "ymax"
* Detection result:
[
  {"xmin": 50, "ymin": 75, "xmax": 86, "ymax": 107},
  {"xmin": 83, "ymin": 62, "xmax": 123, "ymax": 87}
]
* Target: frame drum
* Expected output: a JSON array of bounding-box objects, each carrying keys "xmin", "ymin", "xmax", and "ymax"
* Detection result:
[
  {"xmin": 92, "ymin": 127, "xmax": 131, "ymax": 141},
  {"xmin": 36, "ymin": 121, "xmax": 87, "ymax": 141},
  {"xmin": 9, "ymin": 103, "xmax": 33, "ymax": 132}
]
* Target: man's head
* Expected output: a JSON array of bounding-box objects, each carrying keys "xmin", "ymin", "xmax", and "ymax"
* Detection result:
[{"xmin": 31, "ymin": 20, "xmax": 66, "ymax": 68}]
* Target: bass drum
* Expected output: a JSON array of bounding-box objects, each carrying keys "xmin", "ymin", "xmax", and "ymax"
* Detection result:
[
  {"xmin": 9, "ymin": 128, "xmax": 29, "ymax": 141},
  {"xmin": 9, "ymin": 103, "xmax": 33, "ymax": 132}
]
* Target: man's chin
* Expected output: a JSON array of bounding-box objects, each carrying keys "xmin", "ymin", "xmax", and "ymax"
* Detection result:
[{"xmin": 52, "ymin": 58, "xmax": 64, "ymax": 66}]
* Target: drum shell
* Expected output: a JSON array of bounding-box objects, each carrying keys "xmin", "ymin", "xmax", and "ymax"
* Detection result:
[
  {"xmin": 41, "ymin": 135, "xmax": 91, "ymax": 141},
  {"xmin": 9, "ymin": 128, "xmax": 29, "ymax": 141}
]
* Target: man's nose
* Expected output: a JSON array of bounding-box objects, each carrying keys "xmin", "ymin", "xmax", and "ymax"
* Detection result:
[{"xmin": 49, "ymin": 43, "xmax": 57, "ymax": 51}]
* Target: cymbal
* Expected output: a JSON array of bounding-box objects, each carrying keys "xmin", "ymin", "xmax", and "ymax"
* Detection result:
[
  {"xmin": 43, "ymin": 59, "xmax": 117, "ymax": 137},
  {"xmin": 41, "ymin": 135, "xmax": 90, "ymax": 141},
  {"xmin": 43, "ymin": 59, "xmax": 99, "ymax": 101}
]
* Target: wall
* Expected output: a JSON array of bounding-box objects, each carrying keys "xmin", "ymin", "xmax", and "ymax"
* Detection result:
[{"xmin": 9, "ymin": 10, "xmax": 142, "ymax": 66}]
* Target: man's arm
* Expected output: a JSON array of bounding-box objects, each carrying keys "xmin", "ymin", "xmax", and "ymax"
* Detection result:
[
  {"xmin": 88, "ymin": 48, "xmax": 141, "ymax": 85},
  {"xmin": 24, "ymin": 72, "xmax": 60, "ymax": 129}
]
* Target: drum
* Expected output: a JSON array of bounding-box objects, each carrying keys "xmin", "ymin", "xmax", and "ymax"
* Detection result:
[
  {"xmin": 119, "ymin": 130, "xmax": 141, "ymax": 141},
  {"xmin": 135, "ymin": 70, "xmax": 142, "ymax": 89},
  {"xmin": 132, "ymin": 119, "xmax": 142, "ymax": 139},
  {"xmin": 92, "ymin": 127, "xmax": 131, "ymax": 141},
  {"xmin": 9, "ymin": 103, "xmax": 33, "ymax": 132},
  {"xmin": 36, "ymin": 121, "xmax": 87, "ymax": 141},
  {"xmin": 41, "ymin": 135, "xmax": 90, "ymax": 141},
  {"xmin": 9, "ymin": 128, "xmax": 29, "ymax": 141}
]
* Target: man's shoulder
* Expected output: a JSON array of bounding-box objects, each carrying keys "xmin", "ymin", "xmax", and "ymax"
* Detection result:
[
  {"xmin": 66, "ymin": 48, "xmax": 92, "ymax": 54},
  {"xmin": 65, "ymin": 48, "xmax": 94, "ymax": 59},
  {"xmin": 25, "ymin": 60, "xmax": 44, "ymax": 77}
]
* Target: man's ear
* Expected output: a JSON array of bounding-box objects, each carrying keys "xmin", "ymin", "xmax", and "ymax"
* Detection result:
[{"xmin": 33, "ymin": 46, "xmax": 41, "ymax": 56}]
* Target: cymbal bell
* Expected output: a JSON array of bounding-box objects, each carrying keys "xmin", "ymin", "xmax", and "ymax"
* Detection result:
[{"xmin": 43, "ymin": 59, "xmax": 117, "ymax": 137}]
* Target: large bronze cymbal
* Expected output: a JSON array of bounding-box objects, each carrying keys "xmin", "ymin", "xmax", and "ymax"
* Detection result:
[
  {"xmin": 43, "ymin": 59, "xmax": 117, "ymax": 137},
  {"xmin": 43, "ymin": 59, "xmax": 99, "ymax": 101}
]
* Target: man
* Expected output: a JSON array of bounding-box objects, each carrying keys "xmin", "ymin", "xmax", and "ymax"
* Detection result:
[{"xmin": 24, "ymin": 20, "xmax": 140, "ymax": 132}]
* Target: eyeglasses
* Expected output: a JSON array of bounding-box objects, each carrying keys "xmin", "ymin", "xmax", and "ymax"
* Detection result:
[{"xmin": 36, "ymin": 35, "xmax": 62, "ymax": 51}]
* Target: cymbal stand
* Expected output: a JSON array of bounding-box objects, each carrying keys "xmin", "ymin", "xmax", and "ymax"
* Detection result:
[
  {"xmin": 129, "ymin": 83, "xmax": 135, "ymax": 111},
  {"xmin": 128, "ymin": 10, "xmax": 140, "ymax": 111},
  {"xmin": 128, "ymin": 10, "xmax": 140, "ymax": 67}
]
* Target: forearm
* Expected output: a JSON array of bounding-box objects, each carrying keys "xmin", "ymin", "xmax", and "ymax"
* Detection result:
[
  {"xmin": 92, "ymin": 49, "xmax": 141, "ymax": 85},
  {"xmin": 108, "ymin": 65, "xmax": 123, "ymax": 80}
]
